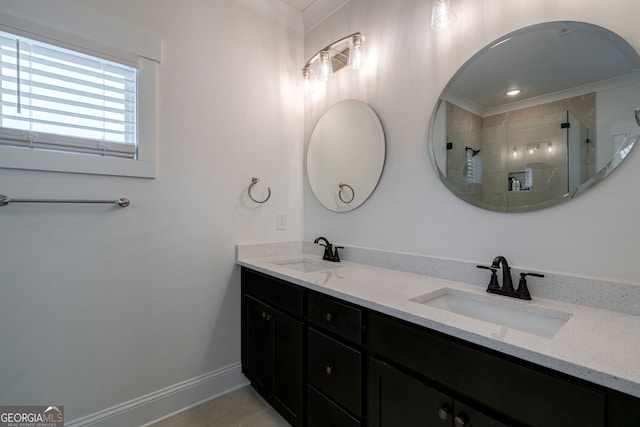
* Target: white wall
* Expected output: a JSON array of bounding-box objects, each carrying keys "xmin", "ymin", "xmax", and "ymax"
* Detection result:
[
  {"xmin": 0, "ymin": 0, "xmax": 303, "ymax": 422},
  {"xmin": 304, "ymin": 0, "xmax": 640, "ymax": 284}
]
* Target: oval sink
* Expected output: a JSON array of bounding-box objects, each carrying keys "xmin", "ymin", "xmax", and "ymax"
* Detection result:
[
  {"xmin": 411, "ymin": 288, "xmax": 572, "ymax": 338},
  {"xmin": 274, "ymin": 258, "xmax": 342, "ymax": 273}
]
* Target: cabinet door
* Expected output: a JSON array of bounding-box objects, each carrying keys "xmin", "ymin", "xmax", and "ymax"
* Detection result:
[
  {"xmin": 370, "ymin": 312, "xmax": 605, "ymax": 427},
  {"xmin": 369, "ymin": 358, "xmax": 452, "ymax": 427},
  {"xmin": 243, "ymin": 295, "xmax": 304, "ymax": 426},
  {"xmin": 243, "ymin": 295, "xmax": 273, "ymax": 393},
  {"xmin": 272, "ymin": 308, "xmax": 304, "ymax": 426}
]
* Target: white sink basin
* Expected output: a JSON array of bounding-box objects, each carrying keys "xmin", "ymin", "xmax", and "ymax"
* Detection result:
[
  {"xmin": 411, "ymin": 288, "xmax": 572, "ymax": 338},
  {"xmin": 274, "ymin": 258, "xmax": 342, "ymax": 273}
]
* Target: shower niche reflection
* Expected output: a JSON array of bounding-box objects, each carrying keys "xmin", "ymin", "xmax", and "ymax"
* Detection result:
[{"xmin": 445, "ymin": 94, "xmax": 593, "ymax": 206}]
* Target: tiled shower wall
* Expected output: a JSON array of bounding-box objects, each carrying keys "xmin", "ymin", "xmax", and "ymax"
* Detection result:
[{"xmin": 447, "ymin": 93, "xmax": 596, "ymax": 209}]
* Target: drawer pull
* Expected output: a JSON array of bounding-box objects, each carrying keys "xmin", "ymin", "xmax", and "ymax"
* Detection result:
[
  {"xmin": 325, "ymin": 365, "xmax": 335, "ymax": 375},
  {"xmin": 454, "ymin": 413, "xmax": 469, "ymax": 427},
  {"xmin": 325, "ymin": 312, "xmax": 334, "ymax": 322},
  {"xmin": 438, "ymin": 404, "xmax": 451, "ymax": 420}
]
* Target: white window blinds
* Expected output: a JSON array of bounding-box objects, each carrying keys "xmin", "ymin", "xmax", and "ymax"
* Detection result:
[{"xmin": 0, "ymin": 31, "xmax": 137, "ymax": 159}]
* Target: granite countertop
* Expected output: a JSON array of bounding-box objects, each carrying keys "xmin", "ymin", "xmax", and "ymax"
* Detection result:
[{"xmin": 237, "ymin": 250, "xmax": 640, "ymax": 399}]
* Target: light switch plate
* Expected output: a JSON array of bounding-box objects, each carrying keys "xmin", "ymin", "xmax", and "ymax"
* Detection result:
[{"xmin": 276, "ymin": 212, "xmax": 287, "ymax": 230}]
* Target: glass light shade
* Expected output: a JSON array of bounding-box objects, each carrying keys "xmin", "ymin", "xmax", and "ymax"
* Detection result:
[
  {"xmin": 317, "ymin": 51, "xmax": 333, "ymax": 82},
  {"xmin": 301, "ymin": 67, "xmax": 312, "ymax": 94},
  {"xmin": 348, "ymin": 34, "xmax": 365, "ymax": 70},
  {"xmin": 431, "ymin": 0, "xmax": 456, "ymax": 31}
]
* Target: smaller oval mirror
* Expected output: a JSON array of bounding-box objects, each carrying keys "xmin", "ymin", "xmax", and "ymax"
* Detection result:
[
  {"xmin": 429, "ymin": 21, "xmax": 640, "ymax": 212},
  {"xmin": 307, "ymin": 100, "xmax": 385, "ymax": 212}
]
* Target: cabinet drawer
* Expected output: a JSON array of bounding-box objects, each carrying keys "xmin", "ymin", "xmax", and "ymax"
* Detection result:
[
  {"xmin": 308, "ymin": 292, "xmax": 362, "ymax": 345},
  {"xmin": 369, "ymin": 312, "xmax": 605, "ymax": 427},
  {"xmin": 308, "ymin": 327, "xmax": 362, "ymax": 417},
  {"xmin": 308, "ymin": 385, "xmax": 360, "ymax": 427},
  {"xmin": 241, "ymin": 268, "xmax": 303, "ymax": 317}
]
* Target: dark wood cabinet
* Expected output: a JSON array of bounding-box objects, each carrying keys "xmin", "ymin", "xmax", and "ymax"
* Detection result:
[
  {"xmin": 369, "ymin": 311, "xmax": 606, "ymax": 427},
  {"xmin": 240, "ymin": 267, "xmax": 640, "ymax": 427},
  {"xmin": 369, "ymin": 358, "xmax": 507, "ymax": 427},
  {"xmin": 241, "ymin": 269, "xmax": 304, "ymax": 426},
  {"xmin": 369, "ymin": 358, "xmax": 452, "ymax": 426}
]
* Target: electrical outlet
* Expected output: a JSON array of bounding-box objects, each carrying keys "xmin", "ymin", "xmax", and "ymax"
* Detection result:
[{"xmin": 276, "ymin": 212, "xmax": 287, "ymax": 230}]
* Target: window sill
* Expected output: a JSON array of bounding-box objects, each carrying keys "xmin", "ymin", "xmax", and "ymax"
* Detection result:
[{"xmin": 0, "ymin": 146, "xmax": 156, "ymax": 178}]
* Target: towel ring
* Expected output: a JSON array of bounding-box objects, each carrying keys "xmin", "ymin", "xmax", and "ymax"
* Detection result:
[
  {"xmin": 248, "ymin": 177, "xmax": 271, "ymax": 204},
  {"xmin": 338, "ymin": 183, "xmax": 355, "ymax": 204}
]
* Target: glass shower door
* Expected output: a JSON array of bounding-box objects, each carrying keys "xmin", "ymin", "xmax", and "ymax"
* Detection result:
[{"xmin": 566, "ymin": 111, "xmax": 589, "ymax": 194}]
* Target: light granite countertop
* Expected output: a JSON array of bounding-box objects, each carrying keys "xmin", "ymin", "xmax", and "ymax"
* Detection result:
[{"xmin": 237, "ymin": 249, "xmax": 640, "ymax": 399}]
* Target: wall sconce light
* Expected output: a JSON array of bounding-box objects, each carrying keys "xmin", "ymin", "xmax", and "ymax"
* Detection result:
[
  {"xmin": 302, "ymin": 32, "xmax": 365, "ymax": 94},
  {"xmin": 317, "ymin": 51, "xmax": 333, "ymax": 82},
  {"xmin": 431, "ymin": 0, "xmax": 456, "ymax": 31}
]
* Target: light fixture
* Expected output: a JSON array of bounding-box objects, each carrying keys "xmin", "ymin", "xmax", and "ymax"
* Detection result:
[
  {"xmin": 301, "ymin": 32, "xmax": 365, "ymax": 94},
  {"xmin": 431, "ymin": 0, "xmax": 457, "ymax": 31},
  {"xmin": 316, "ymin": 51, "xmax": 333, "ymax": 82},
  {"xmin": 348, "ymin": 33, "xmax": 364, "ymax": 70},
  {"xmin": 505, "ymin": 89, "xmax": 523, "ymax": 97},
  {"xmin": 301, "ymin": 67, "xmax": 313, "ymax": 94}
]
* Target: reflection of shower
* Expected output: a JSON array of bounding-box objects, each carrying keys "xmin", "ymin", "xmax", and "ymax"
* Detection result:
[
  {"xmin": 565, "ymin": 111, "xmax": 589, "ymax": 194},
  {"xmin": 465, "ymin": 146, "xmax": 481, "ymax": 157},
  {"xmin": 466, "ymin": 146, "xmax": 482, "ymax": 184}
]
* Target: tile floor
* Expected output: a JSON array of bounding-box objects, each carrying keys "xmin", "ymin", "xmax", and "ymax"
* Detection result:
[{"xmin": 149, "ymin": 386, "xmax": 290, "ymax": 427}]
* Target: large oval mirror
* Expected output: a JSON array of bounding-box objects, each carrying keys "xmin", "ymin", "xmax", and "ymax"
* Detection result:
[
  {"xmin": 429, "ymin": 21, "xmax": 640, "ymax": 212},
  {"xmin": 307, "ymin": 100, "xmax": 385, "ymax": 212}
]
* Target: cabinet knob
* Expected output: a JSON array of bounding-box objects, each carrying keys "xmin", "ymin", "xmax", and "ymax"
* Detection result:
[
  {"xmin": 261, "ymin": 311, "xmax": 266, "ymax": 319},
  {"xmin": 454, "ymin": 413, "xmax": 469, "ymax": 427},
  {"xmin": 325, "ymin": 312, "xmax": 334, "ymax": 322},
  {"xmin": 325, "ymin": 365, "xmax": 335, "ymax": 375},
  {"xmin": 437, "ymin": 404, "xmax": 451, "ymax": 420}
]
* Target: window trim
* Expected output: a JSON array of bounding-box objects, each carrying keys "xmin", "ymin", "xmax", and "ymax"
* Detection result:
[{"xmin": 0, "ymin": 8, "xmax": 160, "ymax": 178}]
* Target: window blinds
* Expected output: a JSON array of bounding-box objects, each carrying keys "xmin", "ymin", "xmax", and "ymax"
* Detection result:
[{"xmin": 0, "ymin": 31, "xmax": 137, "ymax": 159}]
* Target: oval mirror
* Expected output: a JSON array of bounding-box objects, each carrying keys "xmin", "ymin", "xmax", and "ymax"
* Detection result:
[
  {"xmin": 307, "ymin": 100, "xmax": 385, "ymax": 212},
  {"xmin": 429, "ymin": 21, "xmax": 640, "ymax": 212}
]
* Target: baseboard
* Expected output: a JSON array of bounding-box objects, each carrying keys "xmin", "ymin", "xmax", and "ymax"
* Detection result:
[{"xmin": 66, "ymin": 363, "xmax": 249, "ymax": 427}]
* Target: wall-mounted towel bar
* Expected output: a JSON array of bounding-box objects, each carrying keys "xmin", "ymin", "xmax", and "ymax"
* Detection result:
[{"xmin": 0, "ymin": 195, "xmax": 130, "ymax": 207}]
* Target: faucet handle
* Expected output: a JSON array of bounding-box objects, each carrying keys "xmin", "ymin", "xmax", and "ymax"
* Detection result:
[
  {"xmin": 333, "ymin": 246, "xmax": 344, "ymax": 262},
  {"xmin": 516, "ymin": 272, "xmax": 544, "ymax": 300},
  {"xmin": 477, "ymin": 265, "xmax": 500, "ymax": 291}
]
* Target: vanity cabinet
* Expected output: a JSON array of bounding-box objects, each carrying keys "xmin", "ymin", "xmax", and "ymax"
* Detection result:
[
  {"xmin": 241, "ymin": 269, "xmax": 304, "ymax": 427},
  {"xmin": 369, "ymin": 311, "xmax": 605, "ymax": 427},
  {"xmin": 240, "ymin": 267, "xmax": 640, "ymax": 427}
]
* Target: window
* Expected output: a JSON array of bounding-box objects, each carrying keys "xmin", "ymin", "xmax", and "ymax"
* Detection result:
[
  {"xmin": 0, "ymin": 6, "xmax": 160, "ymax": 178},
  {"xmin": 0, "ymin": 31, "xmax": 137, "ymax": 159}
]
